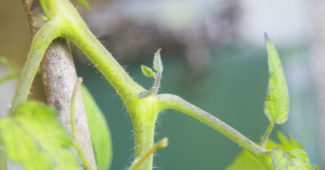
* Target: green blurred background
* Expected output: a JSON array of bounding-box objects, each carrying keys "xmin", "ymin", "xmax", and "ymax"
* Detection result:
[{"xmin": 0, "ymin": 0, "xmax": 322, "ymax": 169}]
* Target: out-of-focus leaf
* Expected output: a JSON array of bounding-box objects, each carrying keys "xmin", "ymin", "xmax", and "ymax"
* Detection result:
[
  {"xmin": 264, "ymin": 34, "xmax": 289, "ymax": 124},
  {"xmin": 153, "ymin": 49, "xmax": 163, "ymax": 73},
  {"xmin": 271, "ymin": 148, "xmax": 292, "ymax": 170},
  {"xmin": 0, "ymin": 57, "xmax": 14, "ymax": 71},
  {"xmin": 271, "ymin": 148, "xmax": 314, "ymax": 170},
  {"xmin": 141, "ymin": 65, "xmax": 155, "ymax": 78},
  {"xmin": 227, "ymin": 150, "xmax": 268, "ymax": 170},
  {"xmin": 77, "ymin": 0, "xmax": 91, "ymax": 10},
  {"xmin": 81, "ymin": 85, "xmax": 112, "ymax": 170},
  {"xmin": 227, "ymin": 132, "xmax": 317, "ymax": 170},
  {"xmin": 266, "ymin": 132, "xmax": 302, "ymax": 151},
  {"xmin": 0, "ymin": 57, "xmax": 20, "ymax": 85},
  {"xmin": 0, "ymin": 102, "xmax": 81, "ymax": 170},
  {"xmin": 0, "ymin": 72, "xmax": 20, "ymax": 86}
]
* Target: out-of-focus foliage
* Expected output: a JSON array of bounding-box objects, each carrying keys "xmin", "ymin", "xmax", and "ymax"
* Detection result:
[
  {"xmin": 0, "ymin": 102, "xmax": 81, "ymax": 170},
  {"xmin": 77, "ymin": 0, "xmax": 90, "ymax": 9},
  {"xmin": 0, "ymin": 57, "xmax": 20, "ymax": 85},
  {"xmin": 227, "ymin": 132, "xmax": 317, "ymax": 170},
  {"xmin": 81, "ymin": 85, "xmax": 112, "ymax": 170}
]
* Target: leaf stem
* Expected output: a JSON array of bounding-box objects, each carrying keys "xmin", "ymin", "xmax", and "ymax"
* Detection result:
[
  {"xmin": 66, "ymin": 26, "xmax": 144, "ymax": 102},
  {"xmin": 129, "ymin": 138, "xmax": 168, "ymax": 170},
  {"xmin": 152, "ymin": 72, "xmax": 161, "ymax": 95},
  {"xmin": 261, "ymin": 123, "xmax": 274, "ymax": 149},
  {"xmin": 156, "ymin": 94, "xmax": 266, "ymax": 158},
  {"xmin": 10, "ymin": 21, "xmax": 60, "ymax": 111},
  {"xmin": 73, "ymin": 142, "xmax": 92, "ymax": 170},
  {"xmin": 70, "ymin": 78, "xmax": 83, "ymax": 137}
]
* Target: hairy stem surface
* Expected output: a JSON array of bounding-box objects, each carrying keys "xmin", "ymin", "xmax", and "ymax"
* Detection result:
[
  {"xmin": 157, "ymin": 94, "xmax": 266, "ymax": 158},
  {"xmin": 129, "ymin": 138, "xmax": 168, "ymax": 170}
]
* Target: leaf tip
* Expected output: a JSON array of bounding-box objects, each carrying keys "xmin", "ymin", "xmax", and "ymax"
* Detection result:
[
  {"xmin": 153, "ymin": 48, "xmax": 163, "ymax": 72},
  {"xmin": 160, "ymin": 138, "xmax": 168, "ymax": 148},
  {"xmin": 264, "ymin": 32, "xmax": 270, "ymax": 42}
]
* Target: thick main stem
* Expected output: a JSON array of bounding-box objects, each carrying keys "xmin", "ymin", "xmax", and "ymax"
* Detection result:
[
  {"xmin": 132, "ymin": 115, "xmax": 156, "ymax": 170},
  {"xmin": 157, "ymin": 94, "xmax": 266, "ymax": 158}
]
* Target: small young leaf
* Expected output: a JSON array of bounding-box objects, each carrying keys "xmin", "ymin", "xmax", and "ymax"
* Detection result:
[
  {"xmin": 77, "ymin": 0, "xmax": 91, "ymax": 10},
  {"xmin": 264, "ymin": 33, "xmax": 289, "ymax": 124},
  {"xmin": 153, "ymin": 49, "xmax": 163, "ymax": 73},
  {"xmin": 0, "ymin": 102, "xmax": 82, "ymax": 170},
  {"xmin": 141, "ymin": 65, "xmax": 155, "ymax": 78},
  {"xmin": 81, "ymin": 85, "xmax": 113, "ymax": 170}
]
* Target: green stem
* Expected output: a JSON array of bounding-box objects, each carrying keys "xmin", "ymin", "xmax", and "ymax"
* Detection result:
[
  {"xmin": 67, "ymin": 26, "xmax": 144, "ymax": 102},
  {"xmin": 261, "ymin": 123, "xmax": 274, "ymax": 149},
  {"xmin": 129, "ymin": 138, "xmax": 168, "ymax": 170},
  {"xmin": 131, "ymin": 111, "xmax": 157, "ymax": 170},
  {"xmin": 40, "ymin": 1, "xmax": 268, "ymax": 169},
  {"xmin": 70, "ymin": 78, "xmax": 83, "ymax": 137},
  {"xmin": 10, "ymin": 21, "xmax": 60, "ymax": 111},
  {"xmin": 44, "ymin": 0, "xmax": 143, "ymax": 104},
  {"xmin": 156, "ymin": 94, "xmax": 266, "ymax": 158},
  {"xmin": 73, "ymin": 142, "xmax": 92, "ymax": 170}
]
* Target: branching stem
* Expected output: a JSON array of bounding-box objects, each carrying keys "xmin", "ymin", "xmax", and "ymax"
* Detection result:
[
  {"xmin": 12, "ymin": 1, "xmax": 269, "ymax": 170},
  {"xmin": 10, "ymin": 21, "xmax": 60, "ymax": 111}
]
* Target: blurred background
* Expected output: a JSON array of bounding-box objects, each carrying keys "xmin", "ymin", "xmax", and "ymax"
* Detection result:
[{"xmin": 0, "ymin": 0, "xmax": 323, "ymax": 169}]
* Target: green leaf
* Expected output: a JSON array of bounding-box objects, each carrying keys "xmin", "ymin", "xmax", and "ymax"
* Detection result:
[
  {"xmin": 266, "ymin": 132, "xmax": 302, "ymax": 151},
  {"xmin": 77, "ymin": 0, "xmax": 91, "ymax": 10},
  {"xmin": 153, "ymin": 49, "xmax": 163, "ymax": 73},
  {"xmin": 271, "ymin": 148, "xmax": 314, "ymax": 170},
  {"xmin": 227, "ymin": 150, "xmax": 268, "ymax": 170},
  {"xmin": 227, "ymin": 132, "xmax": 317, "ymax": 170},
  {"xmin": 264, "ymin": 33, "xmax": 289, "ymax": 124},
  {"xmin": 81, "ymin": 85, "xmax": 112, "ymax": 170},
  {"xmin": 141, "ymin": 65, "xmax": 155, "ymax": 78},
  {"xmin": 0, "ymin": 102, "xmax": 82, "ymax": 170}
]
